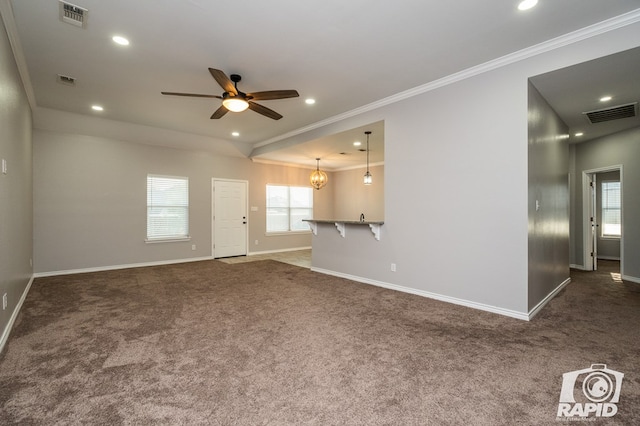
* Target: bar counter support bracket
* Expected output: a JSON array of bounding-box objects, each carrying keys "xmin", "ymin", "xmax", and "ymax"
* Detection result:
[
  {"xmin": 308, "ymin": 221, "xmax": 318, "ymax": 236},
  {"xmin": 369, "ymin": 223, "xmax": 381, "ymax": 241},
  {"xmin": 335, "ymin": 222, "xmax": 346, "ymax": 238}
]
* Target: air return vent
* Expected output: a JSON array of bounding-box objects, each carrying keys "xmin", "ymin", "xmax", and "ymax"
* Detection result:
[
  {"xmin": 59, "ymin": 1, "xmax": 88, "ymax": 28},
  {"xmin": 583, "ymin": 102, "xmax": 637, "ymax": 124},
  {"xmin": 57, "ymin": 74, "xmax": 76, "ymax": 86}
]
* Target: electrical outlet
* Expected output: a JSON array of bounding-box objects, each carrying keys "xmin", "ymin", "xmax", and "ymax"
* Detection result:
[
  {"xmin": 2, "ymin": 293, "xmax": 7, "ymax": 310},
  {"xmin": 191, "ymin": 244, "xmax": 196, "ymax": 251},
  {"xmin": 255, "ymin": 240, "xmax": 259, "ymax": 245},
  {"xmin": 391, "ymin": 263, "xmax": 397, "ymax": 272}
]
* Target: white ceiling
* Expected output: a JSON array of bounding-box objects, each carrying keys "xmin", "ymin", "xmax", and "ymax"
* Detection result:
[
  {"xmin": 5, "ymin": 0, "xmax": 640, "ymax": 168},
  {"xmin": 530, "ymin": 46, "xmax": 640, "ymax": 143}
]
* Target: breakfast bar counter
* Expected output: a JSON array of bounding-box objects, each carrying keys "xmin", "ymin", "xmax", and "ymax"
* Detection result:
[{"xmin": 303, "ymin": 219, "xmax": 384, "ymax": 241}]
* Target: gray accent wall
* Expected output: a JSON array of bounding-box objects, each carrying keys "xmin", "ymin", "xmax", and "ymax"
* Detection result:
[
  {"xmin": 0, "ymin": 14, "xmax": 32, "ymax": 347},
  {"xmin": 33, "ymin": 129, "xmax": 334, "ymax": 273},
  {"xmin": 527, "ymin": 82, "xmax": 570, "ymax": 311},
  {"xmin": 570, "ymin": 127, "xmax": 640, "ymax": 281}
]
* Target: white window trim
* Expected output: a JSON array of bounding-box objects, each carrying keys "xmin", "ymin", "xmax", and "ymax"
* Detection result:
[
  {"xmin": 147, "ymin": 174, "xmax": 190, "ymax": 242},
  {"xmin": 601, "ymin": 180, "xmax": 621, "ymax": 239},
  {"xmin": 266, "ymin": 184, "xmax": 313, "ymax": 234}
]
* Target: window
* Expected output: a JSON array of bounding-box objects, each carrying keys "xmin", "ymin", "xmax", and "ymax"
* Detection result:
[
  {"xmin": 147, "ymin": 175, "xmax": 189, "ymax": 241},
  {"xmin": 601, "ymin": 181, "xmax": 621, "ymax": 237},
  {"xmin": 266, "ymin": 185, "xmax": 313, "ymax": 233}
]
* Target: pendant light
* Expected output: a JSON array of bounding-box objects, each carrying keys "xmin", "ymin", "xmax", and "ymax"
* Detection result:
[
  {"xmin": 310, "ymin": 158, "xmax": 328, "ymax": 190},
  {"xmin": 363, "ymin": 131, "xmax": 372, "ymax": 185}
]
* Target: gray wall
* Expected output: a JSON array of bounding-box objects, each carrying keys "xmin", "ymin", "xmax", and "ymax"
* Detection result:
[
  {"xmin": 527, "ymin": 82, "xmax": 570, "ymax": 311},
  {"xmin": 33, "ymin": 130, "xmax": 335, "ymax": 273},
  {"xmin": 287, "ymin": 19, "xmax": 640, "ymax": 317},
  {"xmin": 596, "ymin": 170, "xmax": 621, "ymax": 260},
  {"xmin": 0, "ymin": 14, "xmax": 33, "ymax": 347},
  {"xmin": 570, "ymin": 127, "xmax": 640, "ymax": 281},
  {"xmin": 332, "ymin": 165, "xmax": 384, "ymax": 222}
]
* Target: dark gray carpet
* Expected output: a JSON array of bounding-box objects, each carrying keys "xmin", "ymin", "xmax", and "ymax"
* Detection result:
[{"xmin": 1, "ymin": 260, "xmax": 638, "ymax": 425}]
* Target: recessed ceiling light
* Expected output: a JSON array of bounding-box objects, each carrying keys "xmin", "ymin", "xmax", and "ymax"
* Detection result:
[
  {"xmin": 231, "ymin": 131, "xmax": 240, "ymax": 137},
  {"xmin": 574, "ymin": 132, "xmax": 584, "ymax": 137},
  {"xmin": 353, "ymin": 141, "xmax": 361, "ymax": 147},
  {"xmin": 305, "ymin": 98, "xmax": 316, "ymax": 105},
  {"xmin": 600, "ymin": 96, "xmax": 612, "ymax": 102},
  {"xmin": 518, "ymin": 0, "xmax": 538, "ymax": 11},
  {"xmin": 112, "ymin": 36, "xmax": 129, "ymax": 46},
  {"xmin": 91, "ymin": 105, "xmax": 104, "ymax": 111}
]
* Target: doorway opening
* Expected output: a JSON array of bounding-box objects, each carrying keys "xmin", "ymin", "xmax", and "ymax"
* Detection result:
[{"xmin": 582, "ymin": 166, "xmax": 623, "ymax": 275}]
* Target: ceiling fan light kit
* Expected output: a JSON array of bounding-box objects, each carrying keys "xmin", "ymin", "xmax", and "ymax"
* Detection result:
[
  {"xmin": 310, "ymin": 158, "xmax": 328, "ymax": 190},
  {"xmin": 222, "ymin": 95, "xmax": 249, "ymax": 112},
  {"xmin": 162, "ymin": 68, "xmax": 299, "ymax": 120}
]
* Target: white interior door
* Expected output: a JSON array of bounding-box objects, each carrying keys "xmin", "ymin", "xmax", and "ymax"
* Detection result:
[{"xmin": 213, "ymin": 179, "xmax": 247, "ymax": 258}]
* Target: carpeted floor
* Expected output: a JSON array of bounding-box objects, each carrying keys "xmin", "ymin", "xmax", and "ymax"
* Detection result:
[{"xmin": 0, "ymin": 260, "xmax": 638, "ymax": 425}]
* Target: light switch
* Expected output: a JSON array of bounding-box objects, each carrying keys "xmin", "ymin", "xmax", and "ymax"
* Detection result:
[
  {"xmin": 251, "ymin": 206, "xmax": 258, "ymax": 212},
  {"xmin": 1, "ymin": 159, "xmax": 6, "ymax": 175}
]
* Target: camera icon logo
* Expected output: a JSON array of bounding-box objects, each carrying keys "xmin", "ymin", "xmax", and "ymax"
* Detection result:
[{"xmin": 557, "ymin": 364, "xmax": 624, "ymax": 418}]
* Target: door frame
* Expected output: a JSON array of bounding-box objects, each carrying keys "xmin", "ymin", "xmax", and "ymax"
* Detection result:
[
  {"xmin": 211, "ymin": 178, "xmax": 249, "ymax": 258},
  {"xmin": 581, "ymin": 165, "xmax": 623, "ymax": 273}
]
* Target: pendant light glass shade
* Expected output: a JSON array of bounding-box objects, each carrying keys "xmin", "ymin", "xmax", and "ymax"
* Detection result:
[
  {"xmin": 310, "ymin": 158, "xmax": 328, "ymax": 190},
  {"xmin": 364, "ymin": 131, "xmax": 372, "ymax": 185}
]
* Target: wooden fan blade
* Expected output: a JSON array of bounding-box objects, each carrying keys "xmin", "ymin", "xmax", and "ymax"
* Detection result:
[
  {"xmin": 247, "ymin": 90, "xmax": 299, "ymax": 101},
  {"xmin": 248, "ymin": 101, "xmax": 283, "ymax": 120},
  {"xmin": 211, "ymin": 105, "xmax": 229, "ymax": 119},
  {"xmin": 161, "ymin": 91, "xmax": 222, "ymax": 99},
  {"xmin": 208, "ymin": 68, "xmax": 236, "ymax": 95}
]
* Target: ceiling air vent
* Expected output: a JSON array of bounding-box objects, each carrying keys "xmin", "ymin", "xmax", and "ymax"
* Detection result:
[
  {"xmin": 59, "ymin": 1, "xmax": 88, "ymax": 28},
  {"xmin": 583, "ymin": 102, "xmax": 638, "ymax": 124},
  {"xmin": 57, "ymin": 74, "xmax": 76, "ymax": 86}
]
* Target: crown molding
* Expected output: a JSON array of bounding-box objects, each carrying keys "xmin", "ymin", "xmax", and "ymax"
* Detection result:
[
  {"xmin": 0, "ymin": 0, "xmax": 37, "ymax": 109},
  {"xmin": 255, "ymin": 8, "xmax": 640, "ymax": 149}
]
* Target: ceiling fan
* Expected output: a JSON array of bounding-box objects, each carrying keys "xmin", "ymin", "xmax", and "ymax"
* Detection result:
[{"xmin": 161, "ymin": 68, "xmax": 299, "ymax": 120}]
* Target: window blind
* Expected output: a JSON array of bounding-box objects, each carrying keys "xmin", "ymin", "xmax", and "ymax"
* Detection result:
[
  {"xmin": 147, "ymin": 175, "xmax": 189, "ymax": 240},
  {"xmin": 601, "ymin": 181, "xmax": 621, "ymax": 237},
  {"xmin": 266, "ymin": 185, "xmax": 312, "ymax": 232}
]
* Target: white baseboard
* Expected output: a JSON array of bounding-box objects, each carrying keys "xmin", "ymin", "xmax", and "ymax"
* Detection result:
[
  {"xmin": 248, "ymin": 246, "xmax": 311, "ymax": 256},
  {"xmin": 0, "ymin": 275, "xmax": 35, "ymax": 354},
  {"xmin": 570, "ymin": 264, "xmax": 588, "ymax": 271},
  {"xmin": 311, "ymin": 267, "xmax": 530, "ymax": 321},
  {"xmin": 597, "ymin": 256, "xmax": 620, "ymax": 261},
  {"xmin": 527, "ymin": 277, "xmax": 571, "ymax": 320},
  {"xmin": 33, "ymin": 256, "xmax": 215, "ymax": 278},
  {"xmin": 622, "ymin": 274, "xmax": 640, "ymax": 284}
]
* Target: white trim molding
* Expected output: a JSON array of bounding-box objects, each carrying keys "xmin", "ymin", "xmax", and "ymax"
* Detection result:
[
  {"xmin": 0, "ymin": 275, "xmax": 35, "ymax": 354},
  {"xmin": 248, "ymin": 246, "xmax": 311, "ymax": 256},
  {"xmin": 622, "ymin": 275, "xmax": 640, "ymax": 284},
  {"xmin": 528, "ymin": 278, "xmax": 571, "ymax": 320},
  {"xmin": 254, "ymin": 9, "xmax": 640, "ymax": 149},
  {"xmin": 33, "ymin": 256, "xmax": 215, "ymax": 278},
  {"xmin": 311, "ymin": 267, "xmax": 530, "ymax": 321}
]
